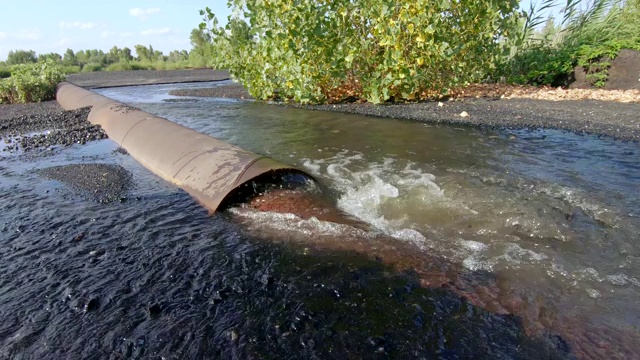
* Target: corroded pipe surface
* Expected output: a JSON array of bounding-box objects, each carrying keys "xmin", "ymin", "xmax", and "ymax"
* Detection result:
[{"xmin": 56, "ymin": 82, "xmax": 305, "ymax": 212}]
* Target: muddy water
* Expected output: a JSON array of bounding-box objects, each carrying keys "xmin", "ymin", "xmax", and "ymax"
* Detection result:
[
  {"xmin": 0, "ymin": 82, "xmax": 637, "ymax": 359},
  {"xmin": 100, "ymin": 82, "xmax": 640, "ymax": 358}
]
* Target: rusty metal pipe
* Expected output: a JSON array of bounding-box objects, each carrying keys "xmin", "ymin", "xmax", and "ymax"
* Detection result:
[{"xmin": 56, "ymin": 82, "xmax": 306, "ymax": 212}]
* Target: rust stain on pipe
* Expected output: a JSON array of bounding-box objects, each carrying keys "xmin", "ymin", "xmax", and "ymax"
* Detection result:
[{"xmin": 56, "ymin": 82, "xmax": 306, "ymax": 212}]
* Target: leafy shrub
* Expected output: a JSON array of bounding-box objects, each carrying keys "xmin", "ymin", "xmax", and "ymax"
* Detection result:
[
  {"xmin": 59, "ymin": 65, "xmax": 82, "ymax": 74},
  {"xmin": 129, "ymin": 62, "xmax": 150, "ymax": 71},
  {"xmin": 202, "ymin": 1, "xmax": 520, "ymax": 104},
  {"xmin": 576, "ymin": 39, "xmax": 640, "ymax": 87},
  {"xmin": 498, "ymin": 45, "xmax": 575, "ymax": 85},
  {"xmin": 0, "ymin": 59, "xmax": 65, "ymax": 103},
  {"xmin": 81, "ymin": 63, "xmax": 103, "ymax": 72},
  {"xmin": 497, "ymin": 0, "xmax": 640, "ymax": 86},
  {"xmin": 0, "ymin": 68, "xmax": 10, "ymax": 79},
  {"xmin": 106, "ymin": 61, "xmax": 137, "ymax": 71}
]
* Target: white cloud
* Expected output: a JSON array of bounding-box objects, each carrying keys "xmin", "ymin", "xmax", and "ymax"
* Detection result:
[
  {"xmin": 141, "ymin": 28, "xmax": 171, "ymax": 36},
  {"xmin": 129, "ymin": 7, "xmax": 160, "ymax": 19},
  {"xmin": 13, "ymin": 30, "xmax": 42, "ymax": 41},
  {"xmin": 55, "ymin": 38, "xmax": 72, "ymax": 46},
  {"xmin": 102, "ymin": 31, "xmax": 135, "ymax": 39},
  {"xmin": 59, "ymin": 21, "xmax": 98, "ymax": 30}
]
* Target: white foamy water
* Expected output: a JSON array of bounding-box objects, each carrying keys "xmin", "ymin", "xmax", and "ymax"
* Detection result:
[
  {"xmin": 301, "ymin": 151, "xmax": 482, "ymax": 248},
  {"xmin": 228, "ymin": 207, "xmax": 375, "ymax": 242}
]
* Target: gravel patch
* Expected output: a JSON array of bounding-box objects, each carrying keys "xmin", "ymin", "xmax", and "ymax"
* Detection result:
[
  {"xmin": 0, "ymin": 101, "xmax": 106, "ymax": 152},
  {"xmin": 169, "ymin": 83, "xmax": 253, "ymax": 100},
  {"xmin": 38, "ymin": 163, "xmax": 132, "ymax": 203},
  {"xmin": 1, "ymin": 99, "xmax": 131, "ymax": 203},
  {"xmin": 289, "ymin": 98, "xmax": 640, "ymax": 141},
  {"xmin": 66, "ymin": 69, "xmax": 230, "ymax": 89}
]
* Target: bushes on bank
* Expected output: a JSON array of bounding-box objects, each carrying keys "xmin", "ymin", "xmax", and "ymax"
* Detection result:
[
  {"xmin": 201, "ymin": 1, "xmax": 520, "ymax": 104},
  {"xmin": 81, "ymin": 62, "xmax": 104, "ymax": 72},
  {"xmin": 2, "ymin": 45, "xmax": 207, "ymax": 77},
  {"xmin": 497, "ymin": 0, "xmax": 640, "ymax": 86},
  {"xmin": 0, "ymin": 59, "xmax": 65, "ymax": 104}
]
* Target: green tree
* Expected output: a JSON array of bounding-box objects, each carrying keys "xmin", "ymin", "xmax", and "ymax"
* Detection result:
[
  {"xmin": 190, "ymin": 28, "xmax": 213, "ymax": 58},
  {"xmin": 6, "ymin": 50, "xmax": 37, "ymax": 65},
  {"xmin": 107, "ymin": 46, "xmax": 122, "ymax": 64},
  {"xmin": 135, "ymin": 44, "xmax": 151, "ymax": 62},
  {"xmin": 63, "ymin": 49, "xmax": 78, "ymax": 66},
  {"xmin": 168, "ymin": 50, "xmax": 188, "ymax": 62},
  {"xmin": 38, "ymin": 52, "xmax": 62, "ymax": 63},
  {"xmin": 121, "ymin": 47, "xmax": 134, "ymax": 62},
  {"xmin": 540, "ymin": 16, "xmax": 560, "ymax": 43}
]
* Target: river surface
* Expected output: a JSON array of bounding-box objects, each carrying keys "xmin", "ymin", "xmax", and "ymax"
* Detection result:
[{"xmin": 1, "ymin": 81, "xmax": 638, "ymax": 359}]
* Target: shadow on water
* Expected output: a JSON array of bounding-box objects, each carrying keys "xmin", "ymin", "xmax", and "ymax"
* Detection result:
[
  {"xmin": 0, "ymin": 208, "xmax": 572, "ymax": 359},
  {"xmin": 0, "ymin": 144, "xmax": 571, "ymax": 359},
  {"xmin": 239, "ymin": 240, "xmax": 573, "ymax": 360}
]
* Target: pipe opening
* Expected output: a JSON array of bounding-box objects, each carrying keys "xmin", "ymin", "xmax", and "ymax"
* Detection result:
[
  {"xmin": 219, "ymin": 169, "xmax": 320, "ymax": 211},
  {"xmin": 221, "ymin": 169, "xmax": 372, "ymax": 229}
]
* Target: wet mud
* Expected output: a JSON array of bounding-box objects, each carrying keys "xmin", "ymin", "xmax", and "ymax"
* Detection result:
[
  {"xmin": 38, "ymin": 163, "xmax": 132, "ymax": 203},
  {"xmin": 66, "ymin": 69, "xmax": 230, "ymax": 89},
  {"xmin": 169, "ymin": 83, "xmax": 253, "ymax": 100},
  {"xmin": 0, "ymin": 103, "xmax": 105, "ymax": 152}
]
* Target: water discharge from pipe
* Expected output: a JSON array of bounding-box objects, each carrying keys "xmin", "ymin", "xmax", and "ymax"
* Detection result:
[{"xmin": 57, "ymin": 82, "xmax": 638, "ymax": 357}]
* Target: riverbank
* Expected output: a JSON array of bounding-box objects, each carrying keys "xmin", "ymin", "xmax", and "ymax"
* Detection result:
[
  {"xmin": 66, "ymin": 68, "xmax": 230, "ymax": 88},
  {"xmin": 171, "ymin": 81, "xmax": 640, "ymax": 141},
  {"xmin": 0, "ymin": 101, "xmax": 131, "ymax": 201},
  {"xmin": 61, "ymin": 69, "xmax": 640, "ymax": 142}
]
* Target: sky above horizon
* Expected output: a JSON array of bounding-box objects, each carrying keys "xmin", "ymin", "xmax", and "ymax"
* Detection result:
[
  {"xmin": 0, "ymin": 0, "xmax": 231, "ymax": 61},
  {"xmin": 0, "ymin": 0, "xmax": 550, "ymax": 62}
]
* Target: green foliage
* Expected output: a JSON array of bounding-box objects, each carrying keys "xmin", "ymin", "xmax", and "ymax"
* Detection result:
[
  {"xmin": 39, "ymin": 52, "xmax": 63, "ymax": 63},
  {"xmin": 81, "ymin": 63, "xmax": 104, "ymax": 72},
  {"xmin": 106, "ymin": 61, "xmax": 147, "ymax": 71},
  {"xmin": 59, "ymin": 65, "xmax": 82, "ymax": 74},
  {"xmin": 498, "ymin": 0, "xmax": 640, "ymax": 86},
  {"xmin": 201, "ymin": 1, "xmax": 520, "ymax": 104},
  {"xmin": 0, "ymin": 59, "xmax": 65, "ymax": 104},
  {"xmin": 3, "ymin": 44, "xmax": 205, "ymax": 74},
  {"xmin": 0, "ymin": 68, "xmax": 10, "ymax": 79},
  {"xmin": 63, "ymin": 49, "xmax": 78, "ymax": 66},
  {"xmin": 6, "ymin": 50, "xmax": 37, "ymax": 65},
  {"xmin": 576, "ymin": 39, "xmax": 640, "ymax": 87},
  {"xmin": 500, "ymin": 45, "xmax": 575, "ymax": 85}
]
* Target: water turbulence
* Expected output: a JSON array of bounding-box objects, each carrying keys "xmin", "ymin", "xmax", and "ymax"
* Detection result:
[
  {"xmin": 95, "ymin": 82, "xmax": 640, "ymax": 358},
  {"xmin": 0, "ymin": 81, "xmax": 637, "ymax": 358}
]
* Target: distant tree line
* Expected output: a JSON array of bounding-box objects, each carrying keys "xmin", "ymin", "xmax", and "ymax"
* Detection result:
[{"xmin": 0, "ymin": 28, "xmax": 217, "ymax": 74}]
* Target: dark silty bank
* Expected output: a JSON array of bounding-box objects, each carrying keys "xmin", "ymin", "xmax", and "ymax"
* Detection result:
[
  {"xmin": 0, "ymin": 102, "xmax": 105, "ymax": 152},
  {"xmin": 38, "ymin": 163, "xmax": 132, "ymax": 203}
]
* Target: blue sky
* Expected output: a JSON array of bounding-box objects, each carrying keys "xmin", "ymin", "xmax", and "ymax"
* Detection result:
[
  {"xmin": 0, "ymin": 1, "xmax": 556, "ymax": 62},
  {"xmin": 0, "ymin": 0, "xmax": 230, "ymax": 61}
]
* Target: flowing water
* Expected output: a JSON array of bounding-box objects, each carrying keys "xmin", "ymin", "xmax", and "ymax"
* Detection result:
[{"xmin": 1, "ymin": 81, "xmax": 638, "ymax": 359}]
